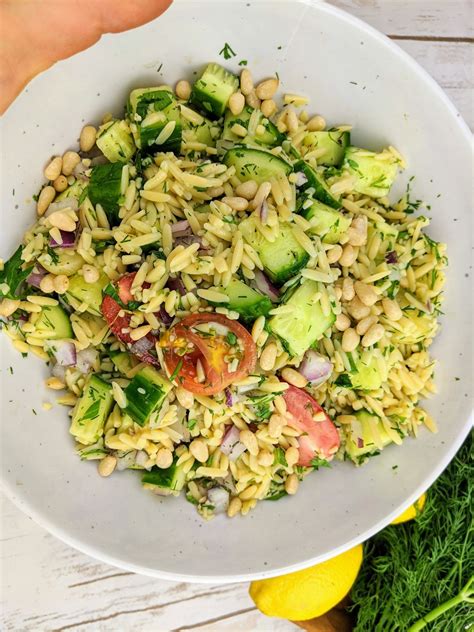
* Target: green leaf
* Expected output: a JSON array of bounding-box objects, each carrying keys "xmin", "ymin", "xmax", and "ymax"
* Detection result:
[
  {"xmin": 335, "ymin": 373, "xmax": 352, "ymax": 388},
  {"xmin": 219, "ymin": 42, "xmax": 236, "ymax": 60},
  {"xmin": 169, "ymin": 358, "xmax": 183, "ymax": 382},
  {"xmin": 225, "ymin": 331, "xmax": 237, "ymax": 346},
  {"xmin": 103, "ymin": 283, "xmax": 140, "ymax": 311},
  {"xmin": 0, "ymin": 246, "xmax": 34, "ymax": 300},
  {"xmin": 310, "ymin": 457, "xmax": 331, "ymax": 470},
  {"xmin": 273, "ymin": 447, "xmax": 288, "ymax": 467},
  {"xmin": 80, "ymin": 399, "xmax": 101, "ymax": 422}
]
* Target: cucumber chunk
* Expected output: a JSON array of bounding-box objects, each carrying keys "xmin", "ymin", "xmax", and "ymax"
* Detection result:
[
  {"xmin": 302, "ymin": 199, "xmax": 351, "ymax": 244},
  {"xmin": 111, "ymin": 351, "xmax": 136, "ymax": 376},
  {"xmin": 269, "ymin": 280, "xmax": 335, "ymax": 356},
  {"xmin": 96, "ymin": 120, "xmax": 136, "ymax": 163},
  {"xmin": 345, "ymin": 410, "xmax": 393, "ymax": 461},
  {"xmin": 337, "ymin": 348, "xmax": 389, "ymax": 391},
  {"xmin": 142, "ymin": 459, "xmax": 186, "ymax": 493},
  {"xmin": 70, "ymin": 374, "xmax": 114, "ymax": 445},
  {"xmin": 190, "ymin": 63, "xmax": 239, "ymax": 118},
  {"xmin": 223, "ymin": 105, "xmax": 284, "ymax": 148},
  {"xmin": 66, "ymin": 272, "xmax": 109, "ymax": 316},
  {"xmin": 302, "ymin": 129, "xmax": 350, "ymax": 166},
  {"xmin": 88, "ymin": 162, "xmax": 124, "ymax": 224},
  {"xmin": 343, "ymin": 147, "xmax": 400, "ymax": 198},
  {"xmin": 239, "ymin": 216, "xmax": 309, "ymax": 285},
  {"xmin": 294, "ymin": 159, "xmax": 341, "ymax": 209},
  {"xmin": 128, "ymin": 87, "xmax": 182, "ymax": 152},
  {"xmin": 180, "ymin": 106, "xmax": 218, "ymax": 148},
  {"xmin": 124, "ymin": 365, "xmax": 171, "ymax": 427},
  {"xmin": 213, "ymin": 279, "xmax": 273, "ymax": 323},
  {"xmin": 224, "ymin": 147, "xmax": 292, "ymax": 185},
  {"xmin": 38, "ymin": 249, "xmax": 84, "ymax": 277},
  {"xmin": 55, "ymin": 180, "xmax": 86, "ymax": 202},
  {"xmin": 35, "ymin": 304, "xmax": 72, "ymax": 339}
]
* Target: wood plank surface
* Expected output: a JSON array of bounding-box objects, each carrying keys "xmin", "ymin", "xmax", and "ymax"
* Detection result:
[{"xmin": 1, "ymin": 1, "xmax": 471, "ymax": 631}]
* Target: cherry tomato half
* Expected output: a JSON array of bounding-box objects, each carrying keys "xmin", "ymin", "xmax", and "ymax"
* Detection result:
[
  {"xmin": 161, "ymin": 313, "xmax": 257, "ymax": 395},
  {"xmin": 283, "ymin": 385, "xmax": 340, "ymax": 465}
]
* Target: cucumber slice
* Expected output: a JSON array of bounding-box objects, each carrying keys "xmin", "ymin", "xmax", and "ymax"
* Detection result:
[
  {"xmin": 269, "ymin": 280, "xmax": 335, "ymax": 356},
  {"xmin": 96, "ymin": 120, "xmax": 136, "ymax": 163},
  {"xmin": 303, "ymin": 199, "xmax": 351, "ymax": 244},
  {"xmin": 142, "ymin": 459, "xmax": 186, "ymax": 492},
  {"xmin": 66, "ymin": 272, "xmax": 109, "ymax": 316},
  {"xmin": 111, "ymin": 352, "xmax": 136, "ymax": 376},
  {"xmin": 190, "ymin": 63, "xmax": 239, "ymax": 118},
  {"xmin": 55, "ymin": 180, "xmax": 85, "ymax": 202},
  {"xmin": 35, "ymin": 304, "xmax": 72, "ymax": 339},
  {"xmin": 38, "ymin": 249, "xmax": 85, "ymax": 277},
  {"xmin": 124, "ymin": 366, "xmax": 171, "ymax": 426},
  {"xmin": 223, "ymin": 105, "xmax": 284, "ymax": 148},
  {"xmin": 345, "ymin": 410, "xmax": 393, "ymax": 461},
  {"xmin": 343, "ymin": 147, "xmax": 400, "ymax": 198},
  {"xmin": 212, "ymin": 279, "xmax": 273, "ymax": 323},
  {"xmin": 294, "ymin": 159, "xmax": 341, "ymax": 209},
  {"xmin": 128, "ymin": 87, "xmax": 182, "ymax": 152},
  {"xmin": 302, "ymin": 129, "xmax": 350, "ymax": 166},
  {"xmin": 180, "ymin": 106, "xmax": 218, "ymax": 148},
  {"xmin": 223, "ymin": 147, "xmax": 292, "ymax": 185},
  {"xmin": 69, "ymin": 374, "xmax": 114, "ymax": 445},
  {"xmin": 88, "ymin": 162, "xmax": 124, "ymax": 224},
  {"xmin": 350, "ymin": 348, "xmax": 389, "ymax": 390},
  {"xmin": 240, "ymin": 217, "xmax": 309, "ymax": 285}
]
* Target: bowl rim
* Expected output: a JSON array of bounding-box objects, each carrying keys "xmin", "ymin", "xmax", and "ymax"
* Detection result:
[{"xmin": 1, "ymin": 0, "xmax": 472, "ymax": 583}]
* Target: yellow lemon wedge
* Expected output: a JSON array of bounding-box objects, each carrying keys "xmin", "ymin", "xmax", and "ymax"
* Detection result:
[
  {"xmin": 249, "ymin": 544, "xmax": 363, "ymax": 621},
  {"xmin": 391, "ymin": 492, "xmax": 427, "ymax": 525}
]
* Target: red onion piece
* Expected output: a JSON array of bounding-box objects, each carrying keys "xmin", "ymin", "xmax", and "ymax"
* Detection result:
[
  {"xmin": 294, "ymin": 171, "xmax": 308, "ymax": 186},
  {"xmin": 299, "ymin": 350, "xmax": 333, "ymax": 386},
  {"xmin": 357, "ymin": 438, "xmax": 364, "ymax": 449},
  {"xmin": 207, "ymin": 487, "xmax": 230, "ymax": 513},
  {"xmin": 167, "ymin": 276, "xmax": 187, "ymax": 296},
  {"xmin": 171, "ymin": 220, "xmax": 191, "ymax": 237},
  {"xmin": 174, "ymin": 234, "xmax": 205, "ymax": 250},
  {"xmin": 259, "ymin": 198, "xmax": 269, "ymax": 224},
  {"xmin": 225, "ymin": 388, "xmax": 233, "ymax": 407},
  {"xmin": 116, "ymin": 450, "xmax": 137, "ymax": 471},
  {"xmin": 27, "ymin": 265, "xmax": 48, "ymax": 289},
  {"xmin": 158, "ymin": 306, "xmax": 174, "ymax": 326},
  {"xmin": 76, "ymin": 347, "xmax": 98, "ymax": 373},
  {"xmin": 252, "ymin": 270, "xmax": 280, "ymax": 302},
  {"xmin": 130, "ymin": 336, "xmax": 155, "ymax": 356},
  {"xmin": 385, "ymin": 250, "xmax": 398, "ymax": 264},
  {"xmin": 47, "ymin": 340, "xmax": 77, "ymax": 367},
  {"xmin": 220, "ymin": 425, "xmax": 246, "ymax": 461},
  {"xmin": 52, "ymin": 363, "xmax": 67, "ymax": 381},
  {"xmin": 49, "ymin": 229, "xmax": 77, "ymax": 248}
]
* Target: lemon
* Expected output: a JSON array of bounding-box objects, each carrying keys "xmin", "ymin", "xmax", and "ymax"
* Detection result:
[
  {"xmin": 249, "ymin": 544, "xmax": 363, "ymax": 620},
  {"xmin": 391, "ymin": 492, "xmax": 426, "ymax": 525}
]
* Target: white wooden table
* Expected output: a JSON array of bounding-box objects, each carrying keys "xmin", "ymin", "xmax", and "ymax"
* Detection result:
[{"xmin": 1, "ymin": 2, "xmax": 472, "ymax": 630}]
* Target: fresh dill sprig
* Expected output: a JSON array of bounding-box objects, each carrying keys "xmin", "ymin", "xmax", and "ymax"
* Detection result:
[{"xmin": 351, "ymin": 431, "xmax": 473, "ymax": 631}]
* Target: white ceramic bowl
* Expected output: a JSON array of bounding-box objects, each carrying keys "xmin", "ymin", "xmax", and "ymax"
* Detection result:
[{"xmin": 1, "ymin": 0, "xmax": 472, "ymax": 583}]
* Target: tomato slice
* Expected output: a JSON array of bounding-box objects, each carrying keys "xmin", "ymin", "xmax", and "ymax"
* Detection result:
[
  {"xmin": 162, "ymin": 313, "xmax": 257, "ymax": 395},
  {"xmin": 283, "ymin": 385, "xmax": 340, "ymax": 465},
  {"xmin": 117, "ymin": 273, "xmax": 136, "ymax": 304},
  {"xmin": 101, "ymin": 273, "xmax": 158, "ymax": 366}
]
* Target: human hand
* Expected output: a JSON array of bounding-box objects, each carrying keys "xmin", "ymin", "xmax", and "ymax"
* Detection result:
[{"xmin": 0, "ymin": 0, "xmax": 172, "ymax": 114}]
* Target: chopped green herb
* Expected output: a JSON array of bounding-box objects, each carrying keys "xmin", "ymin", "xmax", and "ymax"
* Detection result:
[
  {"xmin": 310, "ymin": 457, "xmax": 331, "ymax": 470},
  {"xmin": 169, "ymin": 359, "xmax": 183, "ymax": 382},
  {"xmin": 219, "ymin": 42, "xmax": 236, "ymax": 60},
  {"xmin": 238, "ymin": 59, "xmax": 248, "ymax": 66},
  {"xmin": 0, "ymin": 246, "xmax": 33, "ymax": 300},
  {"xmin": 225, "ymin": 331, "xmax": 237, "ymax": 346}
]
